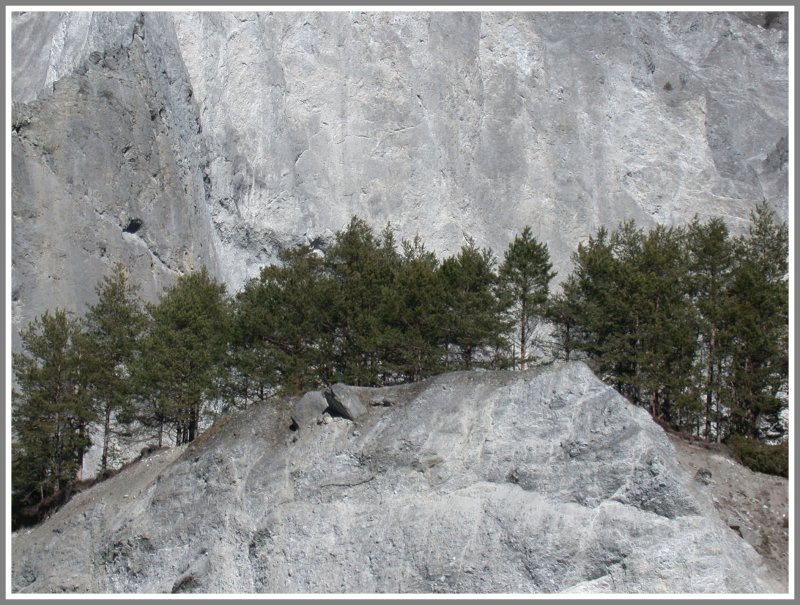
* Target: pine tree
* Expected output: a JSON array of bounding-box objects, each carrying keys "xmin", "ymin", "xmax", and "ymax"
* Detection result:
[
  {"xmin": 545, "ymin": 293, "xmax": 580, "ymax": 361},
  {"xmin": 556, "ymin": 227, "xmax": 622, "ymax": 383},
  {"xmin": 726, "ymin": 203, "xmax": 788, "ymax": 440},
  {"xmin": 439, "ymin": 238, "xmax": 511, "ymax": 369},
  {"xmin": 498, "ymin": 226, "xmax": 556, "ymax": 369},
  {"xmin": 79, "ymin": 264, "xmax": 148, "ymax": 472},
  {"xmin": 631, "ymin": 225, "xmax": 696, "ymax": 427},
  {"xmin": 686, "ymin": 216, "xmax": 735, "ymax": 440},
  {"xmin": 12, "ymin": 310, "xmax": 93, "ymax": 522},
  {"xmin": 557, "ymin": 222, "xmax": 698, "ymax": 426},
  {"xmin": 233, "ymin": 244, "xmax": 330, "ymax": 396},
  {"xmin": 324, "ymin": 217, "xmax": 400, "ymax": 385},
  {"xmin": 134, "ymin": 268, "xmax": 229, "ymax": 444},
  {"xmin": 388, "ymin": 236, "xmax": 446, "ymax": 381}
]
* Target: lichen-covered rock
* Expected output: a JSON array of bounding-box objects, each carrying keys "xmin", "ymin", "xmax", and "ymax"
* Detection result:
[{"xmin": 10, "ymin": 363, "xmax": 782, "ymax": 593}]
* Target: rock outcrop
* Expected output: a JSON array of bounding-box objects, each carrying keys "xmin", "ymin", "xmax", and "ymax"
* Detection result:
[
  {"xmin": 11, "ymin": 12, "xmax": 219, "ymax": 351},
  {"xmin": 11, "ymin": 11, "xmax": 789, "ymax": 350},
  {"xmin": 10, "ymin": 363, "xmax": 782, "ymax": 593}
]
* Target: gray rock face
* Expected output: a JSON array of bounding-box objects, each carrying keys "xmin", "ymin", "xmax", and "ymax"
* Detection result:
[
  {"xmin": 11, "ymin": 363, "xmax": 780, "ymax": 593},
  {"xmin": 290, "ymin": 391, "xmax": 328, "ymax": 429},
  {"xmin": 11, "ymin": 11, "xmax": 219, "ymax": 350},
  {"xmin": 325, "ymin": 383, "xmax": 370, "ymax": 421},
  {"xmin": 10, "ymin": 11, "xmax": 788, "ymax": 350}
]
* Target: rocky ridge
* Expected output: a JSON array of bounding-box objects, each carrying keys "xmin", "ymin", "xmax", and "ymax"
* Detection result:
[{"xmin": 11, "ymin": 363, "xmax": 784, "ymax": 594}]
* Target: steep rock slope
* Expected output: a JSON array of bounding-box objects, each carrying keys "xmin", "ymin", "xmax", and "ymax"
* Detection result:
[
  {"xmin": 11, "ymin": 11, "xmax": 789, "ymax": 345},
  {"xmin": 11, "ymin": 363, "xmax": 781, "ymax": 594},
  {"xmin": 11, "ymin": 12, "xmax": 219, "ymax": 349}
]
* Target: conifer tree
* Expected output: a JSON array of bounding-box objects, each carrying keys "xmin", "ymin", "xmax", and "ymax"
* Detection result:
[
  {"xmin": 388, "ymin": 236, "xmax": 446, "ymax": 381},
  {"xmin": 439, "ymin": 238, "xmax": 511, "ymax": 369},
  {"xmin": 545, "ymin": 293, "xmax": 580, "ymax": 361},
  {"xmin": 631, "ymin": 225, "xmax": 696, "ymax": 426},
  {"xmin": 498, "ymin": 226, "xmax": 556, "ymax": 369},
  {"xmin": 557, "ymin": 222, "xmax": 697, "ymax": 425},
  {"xmin": 12, "ymin": 310, "xmax": 93, "ymax": 520},
  {"xmin": 324, "ymin": 217, "xmax": 400, "ymax": 385},
  {"xmin": 726, "ymin": 203, "xmax": 788, "ymax": 440},
  {"xmin": 80, "ymin": 264, "xmax": 148, "ymax": 472},
  {"xmin": 134, "ymin": 267, "xmax": 229, "ymax": 444},
  {"xmin": 234, "ymin": 244, "xmax": 330, "ymax": 395},
  {"xmin": 556, "ymin": 227, "xmax": 621, "ymax": 382},
  {"xmin": 686, "ymin": 216, "xmax": 735, "ymax": 440}
]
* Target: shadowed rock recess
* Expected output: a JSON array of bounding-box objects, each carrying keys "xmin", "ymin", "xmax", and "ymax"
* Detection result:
[
  {"xmin": 11, "ymin": 363, "xmax": 781, "ymax": 594},
  {"xmin": 11, "ymin": 11, "xmax": 788, "ymax": 350}
]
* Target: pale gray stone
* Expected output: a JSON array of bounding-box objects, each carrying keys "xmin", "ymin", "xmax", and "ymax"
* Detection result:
[
  {"xmin": 290, "ymin": 391, "xmax": 328, "ymax": 429},
  {"xmin": 10, "ymin": 363, "xmax": 781, "ymax": 593},
  {"xmin": 325, "ymin": 384, "xmax": 369, "ymax": 421},
  {"xmin": 10, "ymin": 11, "xmax": 788, "ymax": 355}
]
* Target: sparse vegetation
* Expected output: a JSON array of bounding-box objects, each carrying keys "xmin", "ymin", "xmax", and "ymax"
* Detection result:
[{"xmin": 727, "ymin": 435, "xmax": 788, "ymax": 478}]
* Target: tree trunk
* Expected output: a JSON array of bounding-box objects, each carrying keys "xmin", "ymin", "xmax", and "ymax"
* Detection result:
[
  {"xmin": 704, "ymin": 329, "xmax": 716, "ymax": 441},
  {"xmin": 715, "ymin": 358, "xmax": 724, "ymax": 443},
  {"xmin": 189, "ymin": 405, "xmax": 198, "ymax": 442},
  {"xmin": 101, "ymin": 405, "xmax": 112, "ymax": 472}
]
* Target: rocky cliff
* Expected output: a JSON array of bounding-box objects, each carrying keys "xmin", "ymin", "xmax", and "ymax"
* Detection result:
[
  {"xmin": 11, "ymin": 11, "xmax": 789, "ymax": 347},
  {"xmin": 10, "ymin": 363, "xmax": 783, "ymax": 594}
]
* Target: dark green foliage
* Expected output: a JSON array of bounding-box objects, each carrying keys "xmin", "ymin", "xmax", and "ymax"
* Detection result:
[
  {"xmin": 544, "ymin": 293, "xmax": 580, "ymax": 361},
  {"xmin": 228, "ymin": 219, "xmax": 516, "ymax": 388},
  {"xmin": 133, "ymin": 267, "xmax": 230, "ymax": 444},
  {"xmin": 12, "ymin": 210, "xmax": 788, "ymax": 529},
  {"xmin": 686, "ymin": 216, "xmax": 735, "ymax": 440},
  {"xmin": 727, "ymin": 435, "xmax": 788, "ymax": 478},
  {"xmin": 232, "ymin": 244, "xmax": 331, "ymax": 396},
  {"xmin": 79, "ymin": 264, "xmax": 148, "ymax": 471},
  {"xmin": 552, "ymin": 208, "xmax": 788, "ymax": 443},
  {"xmin": 388, "ymin": 237, "xmax": 447, "ymax": 381},
  {"xmin": 498, "ymin": 226, "xmax": 556, "ymax": 369},
  {"xmin": 439, "ymin": 238, "xmax": 512, "ymax": 369},
  {"xmin": 323, "ymin": 218, "xmax": 402, "ymax": 385},
  {"xmin": 725, "ymin": 203, "xmax": 789, "ymax": 440},
  {"xmin": 12, "ymin": 310, "xmax": 93, "ymax": 525}
]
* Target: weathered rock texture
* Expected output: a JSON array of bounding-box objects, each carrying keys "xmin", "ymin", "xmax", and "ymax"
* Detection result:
[
  {"xmin": 11, "ymin": 12, "xmax": 219, "ymax": 351},
  {"xmin": 11, "ymin": 363, "xmax": 782, "ymax": 593},
  {"xmin": 11, "ymin": 11, "xmax": 789, "ymax": 348}
]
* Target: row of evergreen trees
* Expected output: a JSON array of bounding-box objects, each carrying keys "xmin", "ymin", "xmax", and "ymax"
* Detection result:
[
  {"xmin": 12, "ymin": 206, "xmax": 788, "ymax": 526},
  {"xmin": 11, "ymin": 217, "xmax": 554, "ymax": 524},
  {"xmin": 555, "ymin": 204, "xmax": 788, "ymax": 442}
]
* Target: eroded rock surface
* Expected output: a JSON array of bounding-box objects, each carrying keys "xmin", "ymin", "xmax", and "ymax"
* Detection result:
[
  {"xmin": 11, "ymin": 11, "xmax": 789, "ymax": 350},
  {"xmin": 11, "ymin": 363, "xmax": 782, "ymax": 594}
]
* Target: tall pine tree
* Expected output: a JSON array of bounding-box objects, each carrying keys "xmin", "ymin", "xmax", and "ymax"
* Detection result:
[
  {"xmin": 134, "ymin": 268, "xmax": 229, "ymax": 444},
  {"xmin": 498, "ymin": 226, "xmax": 556, "ymax": 369},
  {"xmin": 439, "ymin": 238, "xmax": 511, "ymax": 369},
  {"xmin": 80, "ymin": 264, "xmax": 148, "ymax": 472},
  {"xmin": 686, "ymin": 216, "xmax": 735, "ymax": 440},
  {"xmin": 726, "ymin": 203, "xmax": 789, "ymax": 440},
  {"xmin": 12, "ymin": 310, "xmax": 93, "ymax": 522}
]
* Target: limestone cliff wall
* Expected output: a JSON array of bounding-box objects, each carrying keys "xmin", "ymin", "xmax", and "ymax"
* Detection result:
[{"xmin": 11, "ymin": 11, "xmax": 789, "ymax": 345}]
